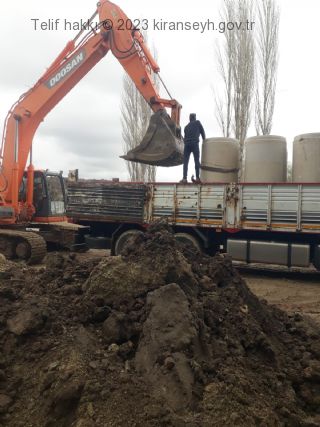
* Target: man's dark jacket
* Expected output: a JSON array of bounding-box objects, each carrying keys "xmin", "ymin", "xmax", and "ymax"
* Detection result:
[{"xmin": 184, "ymin": 120, "xmax": 206, "ymax": 144}]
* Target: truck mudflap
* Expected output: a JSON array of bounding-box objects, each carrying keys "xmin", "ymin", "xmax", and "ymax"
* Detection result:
[{"xmin": 121, "ymin": 110, "xmax": 184, "ymax": 167}]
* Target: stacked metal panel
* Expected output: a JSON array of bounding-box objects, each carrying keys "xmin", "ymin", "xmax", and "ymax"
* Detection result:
[{"xmin": 67, "ymin": 181, "xmax": 147, "ymax": 223}]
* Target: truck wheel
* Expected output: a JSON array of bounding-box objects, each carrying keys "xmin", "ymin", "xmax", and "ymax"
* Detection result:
[
  {"xmin": 174, "ymin": 233, "xmax": 202, "ymax": 253},
  {"xmin": 114, "ymin": 230, "xmax": 144, "ymax": 255}
]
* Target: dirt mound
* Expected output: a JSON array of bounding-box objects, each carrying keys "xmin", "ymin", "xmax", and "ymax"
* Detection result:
[
  {"xmin": 84, "ymin": 227, "xmax": 196, "ymax": 305},
  {"xmin": 0, "ymin": 226, "xmax": 320, "ymax": 426}
]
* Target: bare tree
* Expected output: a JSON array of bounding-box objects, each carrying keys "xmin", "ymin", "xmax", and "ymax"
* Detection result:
[
  {"xmin": 215, "ymin": 0, "xmax": 255, "ymax": 177},
  {"xmin": 232, "ymin": 0, "xmax": 255, "ymax": 175},
  {"xmin": 121, "ymin": 35, "xmax": 157, "ymax": 182},
  {"xmin": 255, "ymin": 0, "xmax": 280, "ymax": 135},
  {"xmin": 287, "ymin": 163, "xmax": 292, "ymax": 182},
  {"xmin": 214, "ymin": 0, "xmax": 235, "ymax": 138}
]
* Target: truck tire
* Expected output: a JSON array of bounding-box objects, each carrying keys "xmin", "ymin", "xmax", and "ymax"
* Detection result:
[
  {"xmin": 174, "ymin": 233, "xmax": 202, "ymax": 253},
  {"xmin": 114, "ymin": 229, "xmax": 144, "ymax": 255}
]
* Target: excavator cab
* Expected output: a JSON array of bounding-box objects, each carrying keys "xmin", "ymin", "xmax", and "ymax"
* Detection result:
[
  {"xmin": 14, "ymin": 171, "xmax": 88, "ymax": 261},
  {"xmin": 34, "ymin": 172, "xmax": 67, "ymax": 220},
  {"xmin": 20, "ymin": 171, "xmax": 67, "ymax": 220},
  {"xmin": 121, "ymin": 110, "xmax": 184, "ymax": 167}
]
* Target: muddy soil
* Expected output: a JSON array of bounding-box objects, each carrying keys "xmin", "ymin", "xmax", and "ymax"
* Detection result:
[
  {"xmin": 0, "ymin": 226, "xmax": 320, "ymax": 426},
  {"xmin": 246, "ymin": 274, "xmax": 320, "ymax": 326}
]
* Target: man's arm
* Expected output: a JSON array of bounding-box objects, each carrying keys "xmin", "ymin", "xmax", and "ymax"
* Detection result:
[
  {"xmin": 184, "ymin": 125, "xmax": 188, "ymax": 140},
  {"xmin": 199, "ymin": 122, "xmax": 206, "ymax": 140}
]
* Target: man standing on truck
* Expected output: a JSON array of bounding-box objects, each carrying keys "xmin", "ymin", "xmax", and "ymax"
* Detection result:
[{"xmin": 180, "ymin": 113, "xmax": 206, "ymax": 184}]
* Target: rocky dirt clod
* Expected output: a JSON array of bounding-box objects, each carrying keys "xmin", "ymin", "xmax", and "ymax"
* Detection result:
[{"xmin": 0, "ymin": 225, "xmax": 320, "ymax": 426}]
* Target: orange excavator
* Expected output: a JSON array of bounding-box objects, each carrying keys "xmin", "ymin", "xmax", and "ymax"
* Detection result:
[{"xmin": 0, "ymin": 0, "xmax": 183, "ymax": 263}]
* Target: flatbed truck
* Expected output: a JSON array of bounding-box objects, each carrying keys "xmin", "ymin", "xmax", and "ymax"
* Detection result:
[{"xmin": 67, "ymin": 181, "xmax": 320, "ymax": 271}]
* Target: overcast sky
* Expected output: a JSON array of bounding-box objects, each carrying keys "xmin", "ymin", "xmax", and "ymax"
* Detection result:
[{"xmin": 1, "ymin": 0, "xmax": 320, "ymax": 181}]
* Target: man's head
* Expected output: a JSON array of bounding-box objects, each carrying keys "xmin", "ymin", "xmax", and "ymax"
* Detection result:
[{"xmin": 189, "ymin": 113, "xmax": 196, "ymax": 122}]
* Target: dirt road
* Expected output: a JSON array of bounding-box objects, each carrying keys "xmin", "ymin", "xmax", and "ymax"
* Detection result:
[{"xmin": 244, "ymin": 272, "xmax": 320, "ymax": 325}]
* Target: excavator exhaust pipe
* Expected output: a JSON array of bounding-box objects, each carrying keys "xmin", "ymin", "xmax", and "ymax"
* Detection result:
[{"xmin": 121, "ymin": 110, "xmax": 184, "ymax": 167}]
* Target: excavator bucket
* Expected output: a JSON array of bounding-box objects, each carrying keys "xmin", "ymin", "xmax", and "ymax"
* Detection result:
[{"xmin": 121, "ymin": 110, "xmax": 184, "ymax": 167}]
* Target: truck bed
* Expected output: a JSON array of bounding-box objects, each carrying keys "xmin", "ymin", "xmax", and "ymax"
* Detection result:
[
  {"xmin": 67, "ymin": 181, "xmax": 146, "ymax": 223},
  {"xmin": 67, "ymin": 181, "xmax": 320, "ymax": 235}
]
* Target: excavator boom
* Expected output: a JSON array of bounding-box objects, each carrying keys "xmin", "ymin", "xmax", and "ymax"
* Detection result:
[{"xmin": 0, "ymin": 0, "xmax": 183, "ymax": 223}]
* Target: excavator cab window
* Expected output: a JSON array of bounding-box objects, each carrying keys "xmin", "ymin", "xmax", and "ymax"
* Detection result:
[
  {"xmin": 29, "ymin": 171, "xmax": 66, "ymax": 219},
  {"xmin": 19, "ymin": 176, "xmax": 27, "ymax": 202},
  {"xmin": 33, "ymin": 174, "xmax": 46, "ymax": 214},
  {"xmin": 46, "ymin": 174, "xmax": 66, "ymax": 216}
]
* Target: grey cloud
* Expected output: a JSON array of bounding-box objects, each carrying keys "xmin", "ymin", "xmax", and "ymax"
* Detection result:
[
  {"xmin": 37, "ymin": 96, "xmax": 124, "ymax": 156},
  {"xmin": 38, "ymin": 122, "xmax": 123, "ymax": 159}
]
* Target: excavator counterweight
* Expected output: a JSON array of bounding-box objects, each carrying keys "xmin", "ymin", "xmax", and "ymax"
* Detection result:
[{"xmin": 122, "ymin": 111, "xmax": 184, "ymax": 167}]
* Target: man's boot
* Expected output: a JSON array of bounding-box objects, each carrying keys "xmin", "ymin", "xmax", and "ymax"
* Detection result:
[{"xmin": 191, "ymin": 175, "xmax": 201, "ymax": 184}]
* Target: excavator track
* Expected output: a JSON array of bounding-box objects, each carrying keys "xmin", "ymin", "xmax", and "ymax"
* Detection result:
[{"xmin": 0, "ymin": 229, "xmax": 47, "ymax": 264}]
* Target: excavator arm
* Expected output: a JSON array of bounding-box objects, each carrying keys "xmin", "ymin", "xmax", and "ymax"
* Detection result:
[{"xmin": 0, "ymin": 0, "xmax": 183, "ymax": 222}]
